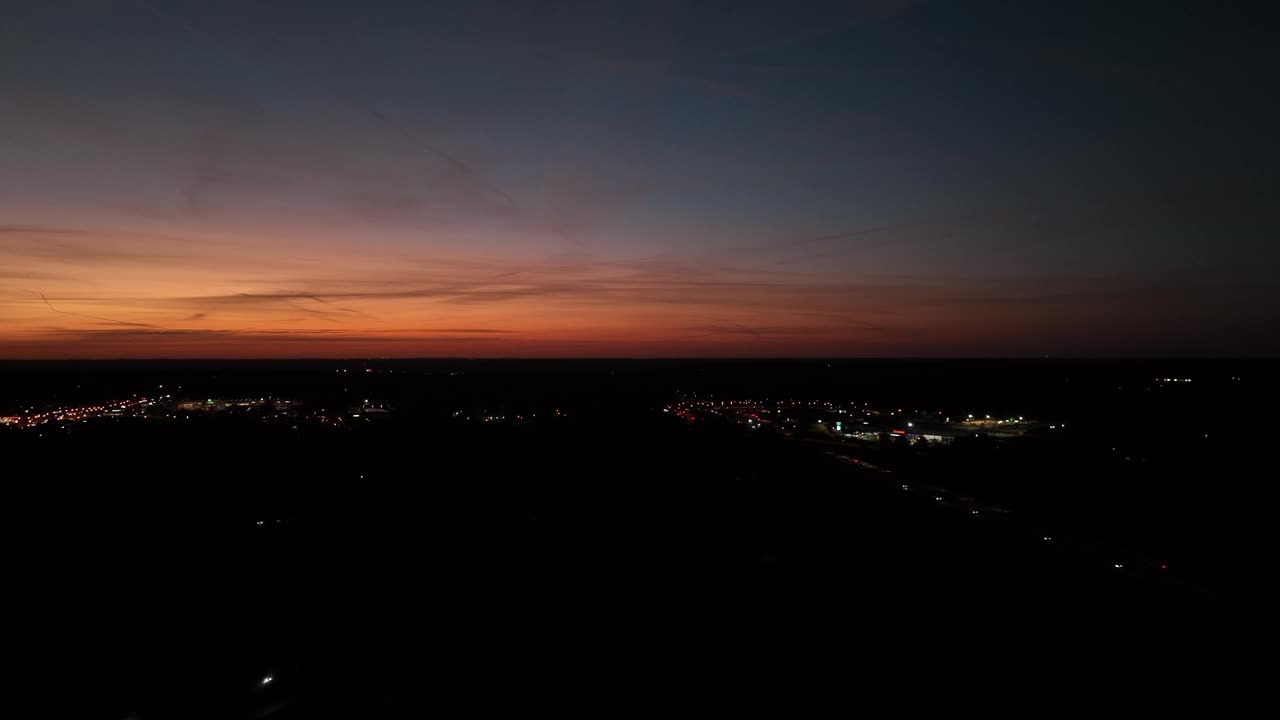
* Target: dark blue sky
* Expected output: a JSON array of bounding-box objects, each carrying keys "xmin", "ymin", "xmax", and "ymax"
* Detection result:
[{"xmin": 2, "ymin": 1, "xmax": 1277, "ymax": 356}]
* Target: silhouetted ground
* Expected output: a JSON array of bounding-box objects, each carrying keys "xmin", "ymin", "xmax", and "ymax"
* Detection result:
[{"xmin": 5, "ymin": 360, "xmax": 1276, "ymax": 715}]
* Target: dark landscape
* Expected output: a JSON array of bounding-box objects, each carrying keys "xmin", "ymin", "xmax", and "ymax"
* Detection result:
[{"xmin": 6, "ymin": 359, "xmax": 1276, "ymax": 714}]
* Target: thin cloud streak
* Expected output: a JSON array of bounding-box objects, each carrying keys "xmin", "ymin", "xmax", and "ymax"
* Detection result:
[{"xmin": 33, "ymin": 291, "xmax": 158, "ymax": 328}]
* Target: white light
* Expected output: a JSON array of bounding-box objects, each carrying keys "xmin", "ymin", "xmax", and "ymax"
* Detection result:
[
  {"xmin": 262, "ymin": 676, "xmax": 273, "ymax": 686},
  {"xmin": 1114, "ymin": 564, "xmax": 1123, "ymax": 569},
  {"xmin": 907, "ymin": 422, "xmax": 913, "ymax": 427}
]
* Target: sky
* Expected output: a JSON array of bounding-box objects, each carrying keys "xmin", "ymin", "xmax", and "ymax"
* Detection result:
[{"xmin": 2, "ymin": 0, "xmax": 1277, "ymax": 358}]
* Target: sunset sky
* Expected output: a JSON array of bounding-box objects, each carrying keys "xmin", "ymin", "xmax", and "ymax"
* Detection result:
[{"xmin": 2, "ymin": 0, "xmax": 1277, "ymax": 357}]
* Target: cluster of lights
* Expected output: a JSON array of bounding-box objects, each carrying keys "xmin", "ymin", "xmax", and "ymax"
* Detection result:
[
  {"xmin": 1, "ymin": 397, "xmax": 156, "ymax": 428},
  {"xmin": 452, "ymin": 410, "xmax": 543, "ymax": 424},
  {"xmin": 668, "ymin": 398, "xmax": 1041, "ymax": 442}
]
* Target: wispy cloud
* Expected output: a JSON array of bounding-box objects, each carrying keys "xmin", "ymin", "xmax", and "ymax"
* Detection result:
[
  {"xmin": 31, "ymin": 291, "xmax": 157, "ymax": 328},
  {"xmin": 0, "ymin": 225, "xmax": 85, "ymax": 234}
]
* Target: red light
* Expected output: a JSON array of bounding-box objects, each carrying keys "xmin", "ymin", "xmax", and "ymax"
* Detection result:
[{"xmin": 1161, "ymin": 564, "xmax": 1167, "ymax": 569}]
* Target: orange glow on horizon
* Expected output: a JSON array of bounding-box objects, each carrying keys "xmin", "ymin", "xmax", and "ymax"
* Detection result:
[{"xmin": 1, "ymin": 221, "xmax": 1265, "ymax": 358}]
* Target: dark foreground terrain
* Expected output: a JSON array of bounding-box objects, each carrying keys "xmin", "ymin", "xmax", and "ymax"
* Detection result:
[{"xmin": 5, "ymin": 360, "xmax": 1276, "ymax": 715}]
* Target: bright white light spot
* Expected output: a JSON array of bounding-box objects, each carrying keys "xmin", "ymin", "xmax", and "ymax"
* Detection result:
[
  {"xmin": 262, "ymin": 676, "xmax": 273, "ymax": 686},
  {"xmin": 1114, "ymin": 564, "xmax": 1124, "ymax": 569}
]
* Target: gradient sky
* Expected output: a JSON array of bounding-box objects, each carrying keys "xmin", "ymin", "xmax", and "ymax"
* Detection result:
[{"xmin": 2, "ymin": 0, "xmax": 1277, "ymax": 357}]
